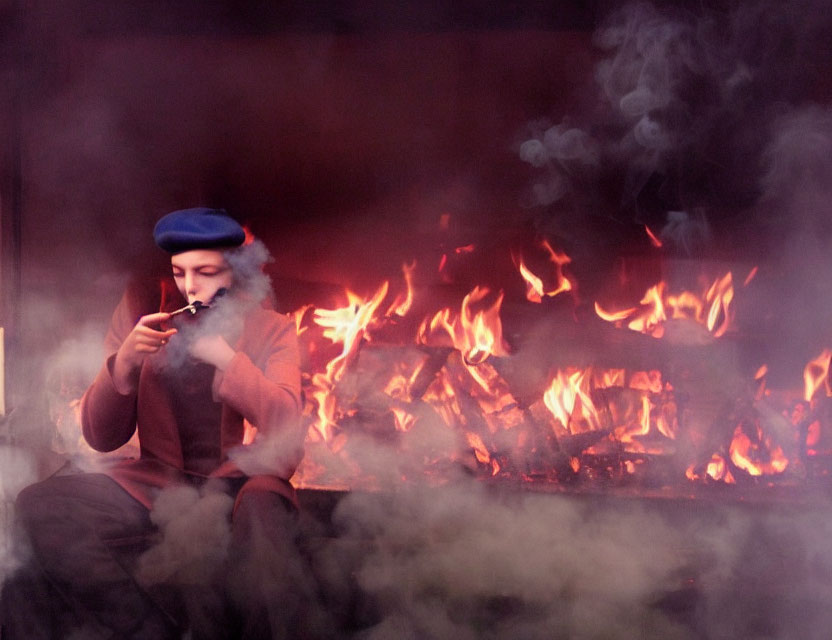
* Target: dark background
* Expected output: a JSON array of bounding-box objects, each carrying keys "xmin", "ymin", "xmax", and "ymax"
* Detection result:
[{"xmin": 3, "ymin": 0, "xmax": 832, "ymax": 404}]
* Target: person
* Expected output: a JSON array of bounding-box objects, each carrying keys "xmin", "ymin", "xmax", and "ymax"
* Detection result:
[{"xmin": 0, "ymin": 208, "xmax": 314, "ymax": 639}]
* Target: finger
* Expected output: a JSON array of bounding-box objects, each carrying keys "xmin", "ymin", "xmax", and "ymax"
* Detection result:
[
  {"xmin": 137, "ymin": 312, "xmax": 173, "ymax": 328},
  {"xmin": 134, "ymin": 334, "xmax": 171, "ymax": 348},
  {"xmin": 135, "ymin": 343, "xmax": 160, "ymax": 353},
  {"xmin": 135, "ymin": 326, "xmax": 177, "ymax": 339}
]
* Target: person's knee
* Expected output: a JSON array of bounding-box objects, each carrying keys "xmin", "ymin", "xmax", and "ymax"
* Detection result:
[
  {"xmin": 234, "ymin": 488, "xmax": 295, "ymax": 524},
  {"xmin": 14, "ymin": 477, "xmax": 88, "ymax": 539},
  {"xmin": 14, "ymin": 481, "xmax": 56, "ymax": 530}
]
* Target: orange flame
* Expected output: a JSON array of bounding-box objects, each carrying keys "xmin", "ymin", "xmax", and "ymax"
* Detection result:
[
  {"xmin": 594, "ymin": 302, "xmax": 636, "ymax": 322},
  {"xmin": 517, "ymin": 259, "xmax": 546, "ymax": 303},
  {"xmin": 466, "ymin": 432, "xmax": 491, "ymax": 464},
  {"xmin": 644, "ymin": 225, "xmax": 663, "ymax": 247},
  {"xmin": 515, "ymin": 242, "xmax": 573, "ymax": 304},
  {"xmin": 704, "ymin": 272, "xmax": 734, "ymax": 337},
  {"xmin": 541, "ymin": 367, "xmax": 671, "ymax": 446},
  {"xmin": 728, "ymin": 423, "xmax": 788, "ymax": 476},
  {"xmin": 706, "ymin": 454, "xmax": 736, "ymax": 483},
  {"xmin": 625, "ymin": 283, "xmax": 667, "ymax": 338},
  {"xmin": 419, "ymin": 286, "xmax": 509, "ymax": 365},
  {"xmin": 305, "ymin": 283, "xmax": 391, "ymax": 443},
  {"xmin": 391, "ymin": 407, "xmax": 417, "ymax": 432},
  {"xmin": 385, "ymin": 262, "xmax": 416, "ymax": 317},
  {"xmin": 543, "ymin": 369, "xmax": 597, "ymax": 433},
  {"xmin": 595, "ymin": 272, "xmax": 736, "ymax": 339},
  {"xmin": 804, "ymin": 349, "xmax": 832, "ymax": 402}
]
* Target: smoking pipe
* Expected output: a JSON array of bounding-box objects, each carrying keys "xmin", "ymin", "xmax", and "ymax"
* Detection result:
[{"xmin": 168, "ymin": 288, "xmax": 228, "ymax": 317}]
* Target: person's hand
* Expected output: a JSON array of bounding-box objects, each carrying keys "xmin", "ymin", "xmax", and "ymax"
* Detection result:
[
  {"xmin": 112, "ymin": 312, "xmax": 176, "ymax": 393},
  {"xmin": 189, "ymin": 334, "xmax": 235, "ymax": 371}
]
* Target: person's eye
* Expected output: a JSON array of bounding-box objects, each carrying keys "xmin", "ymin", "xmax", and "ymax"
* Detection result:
[{"xmin": 199, "ymin": 267, "xmax": 227, "ymax": 277}]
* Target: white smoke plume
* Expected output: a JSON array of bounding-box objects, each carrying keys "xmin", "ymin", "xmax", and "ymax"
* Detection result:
[
  {"xmin": 520, "ymin": 0, "xmax": 832, "ymax": 255},
  {"xmin": 315, "ymin": 477, "xmax": 832, "ymax": 639},
  {"xmin": 761, "ymin": 105, "xmax": 832, "ymax": 224},
  {"xmin": 135, "ymin": 482, "xmax": 233, "ymax": 587}
]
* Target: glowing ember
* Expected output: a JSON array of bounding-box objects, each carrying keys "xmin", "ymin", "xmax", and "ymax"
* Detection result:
[
  {"xmin": 706, "ymin": 454, "xmax": 735, "ymax": 483},
  {"xmin": 728, "ymin": 422, "xmax": 788, "ymax": 477},
  {"xmin": 644, "ymin": 225, "xmax": 663, "ymax": 247}
]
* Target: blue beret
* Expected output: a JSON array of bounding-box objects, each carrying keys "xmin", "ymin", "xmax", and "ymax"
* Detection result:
[{"xmin": 153, "ymin": 207, "xmax": 246, "ymax": 253}]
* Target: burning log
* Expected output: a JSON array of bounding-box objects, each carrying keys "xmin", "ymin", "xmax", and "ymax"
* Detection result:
[{"xmin": 408, "ymin": 346, "xmax": 453, "ymax": 400}]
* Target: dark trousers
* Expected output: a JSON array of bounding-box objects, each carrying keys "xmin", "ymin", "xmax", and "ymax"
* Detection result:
[{"xmin": 0, "ymin": 473, "xmax": 322, "ymax": 640}]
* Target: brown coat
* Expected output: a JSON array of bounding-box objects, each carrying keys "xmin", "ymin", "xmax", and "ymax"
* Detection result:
[{"xmin": 80, "ymin": 287, "xmax": 304, "ymax": 511}]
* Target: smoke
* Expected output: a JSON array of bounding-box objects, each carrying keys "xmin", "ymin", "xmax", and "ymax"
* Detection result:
[
  {"xmin": 229, "ymin": 423, "xmax": 305, "ymax": 479},
  {"xmin": 0, "ymin": 446, "xmax": 38, "ymax": 586},
  {"xmin": 135, "ymin": 482, "xmax": 233, "ymax": 587},
  {"xmin": 334, "ymin": 481, "xmax": 688, "ymax": 639},
  {"xmin": 761, "ymin": 105, "xmax": 832, "ymax": 228},
  {"xmin": 225, "ymin": 239, "xmax": 276, "ymax": 307},
  {"xmin": 520, "ymin": 0, "xmax": 832, "ymax": 257},
  {"xmin": 306, "ymin": 477, "xmax": 832, "ymax": 639}
]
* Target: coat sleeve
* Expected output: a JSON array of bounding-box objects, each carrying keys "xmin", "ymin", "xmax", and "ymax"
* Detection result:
[
  {"xmin": 215, "ymin": 311, "xmax": 303, "ymax": 447},
  {"xmin": 80, "ymin": 293, "xmax": 141, "ymax": 452}
]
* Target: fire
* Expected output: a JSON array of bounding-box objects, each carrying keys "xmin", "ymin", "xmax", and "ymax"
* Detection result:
[
  {"xmin": 543, "ymin": 369, "xmax": 598, "ymax": 433},
  {"xmin": 706, "ymin": 454, "xmax": 735, "ymax": 483},
  {"xmin": 754, "ymin": 364, "xmax": 768, "ymax": 400},
  {"xmin": 685, "ymin": 455, "xmax": 737, "ymax": 484},
  {"xmin": 644, "ymin": 225, "xmax": 663, "ymax": 248},
  {"xmin": 728, "ymin": 422, "xmax": 788, "ymax": 476},
  {"xmin": 624, "ymin": 283, "xmax": 667, "ymax": 338},
  {"xmin": 704, "ymin": 272, "xmax": 734, "ymax": 337},
  {"xmin": 466, "ymin": 431, "xmax": 491, "ymax": 465},
  {"xmin": 595, "ymin": 272, "xmax": 738, "ymax": 339},
  {"xmin": 385, "ymin": 262, "xmax": 416, "ymax": 317},
  {"xmin": 314, "ymin": 284, "xmax": 388, "ymax": 354},
  {"xmin": 803, "ymin": 348, "xmax": 831, "ymax": 402},
  {"xmin": 514, "ymin": 241, "xmax": 573, "ymax": 304},
  {"xmin": 418, "ymin": 286, "xmax": 509, "ymax": 365},
  {"xmin": 541, "ymin": 366, "xmax": 675, "ymax": 448},
  {"xmin": 391, "ymin": 407, "xmax": 416, "ymax": 433},
  {"xmin": 517, "ymin": 259, "xmax": 546, "ymax": 303},
  {"xmin": 242, "ymin": 419, "xmax": 258, "ymax": 445},
  {"xmin": 55, "ymin": 230, "xmax": 832, "ymax": 493},
  {"xmin": 303, "ymin": 282, "xmax": 392, "ymax": 444},
  {"xmin": 594, "ymin": 303, "xmax": 636, "ymax": 322}
]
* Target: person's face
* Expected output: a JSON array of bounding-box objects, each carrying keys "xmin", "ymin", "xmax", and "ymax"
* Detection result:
[{"xmin": 170, "ymin": 249, "xmax": 233, "ymax": 304}]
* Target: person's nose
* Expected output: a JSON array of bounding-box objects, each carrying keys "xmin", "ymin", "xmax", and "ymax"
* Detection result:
[{"xmin": 184, "ymin": 271, "xmax": 198, "ymax": 298}]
